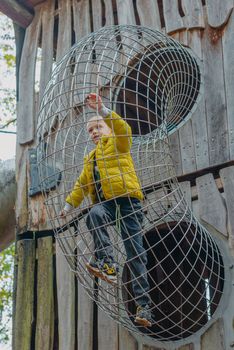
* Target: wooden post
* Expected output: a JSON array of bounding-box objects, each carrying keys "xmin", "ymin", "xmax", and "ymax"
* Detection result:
[
  {"xmin": 35, "ymin": 237, "xmax": 54, "ymax": 350},
  {"xmin": 14, "ymin": 239, "xmax": 35, "ymax": 350}
]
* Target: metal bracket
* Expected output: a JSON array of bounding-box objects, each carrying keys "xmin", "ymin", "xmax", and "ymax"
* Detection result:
[{"xmin": 29, "ymin": 148, "xmax": 61, "ymax": 197}]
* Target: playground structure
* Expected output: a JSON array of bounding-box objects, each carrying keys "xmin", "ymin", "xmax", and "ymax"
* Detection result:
[{"xmin": 0, "ymin": 1, "xmax": 234, "ymax": 349}]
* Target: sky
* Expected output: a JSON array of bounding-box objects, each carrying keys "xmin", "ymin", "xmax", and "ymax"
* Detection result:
[{"xmin": 0, "ymin": 133, "xmax": 16, "ymax": 161}]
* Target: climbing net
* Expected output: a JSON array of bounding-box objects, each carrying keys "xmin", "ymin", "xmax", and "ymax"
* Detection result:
[{"xmin": 37, "ymin": 25, "xmax": 225, "ymax": 341}]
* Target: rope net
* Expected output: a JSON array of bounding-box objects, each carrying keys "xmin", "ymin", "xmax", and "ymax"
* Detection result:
[{"xmin": 37, "ymin": 25, "xmax": 225, "ymax": 341}]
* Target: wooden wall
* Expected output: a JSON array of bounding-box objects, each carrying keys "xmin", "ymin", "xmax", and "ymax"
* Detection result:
[
  {"xmin": 13, "ymin": 1, "xmax": 234, "ymax": 350},
  {"xmin": 13, "ymin": 165, "xmax": 234, "ymax": 350}
]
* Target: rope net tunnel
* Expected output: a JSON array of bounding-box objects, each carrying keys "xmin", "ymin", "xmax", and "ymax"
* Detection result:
[{"xmin": 37, "ymin": 25, "xmax": 225, "ymax": 341}]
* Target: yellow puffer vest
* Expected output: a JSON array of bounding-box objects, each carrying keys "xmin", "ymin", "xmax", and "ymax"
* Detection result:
[{"xmin": 66, "ymin": 111, "xmax": 144, "ymax": 207}]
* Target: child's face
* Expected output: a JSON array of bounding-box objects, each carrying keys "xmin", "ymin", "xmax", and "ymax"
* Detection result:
[{"xmin": 87, "ymin": 118, "xmax": 111, "ymax": 144}]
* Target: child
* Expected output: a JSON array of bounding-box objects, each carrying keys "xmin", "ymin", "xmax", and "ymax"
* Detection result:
[{"xmin": 60, "ymin": 93, "xmax": 153, "ymax": 327}]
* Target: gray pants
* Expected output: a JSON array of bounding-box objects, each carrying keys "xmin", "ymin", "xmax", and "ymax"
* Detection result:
[{"xmin": 86, "ymin": 197, "xmax": 151, "ymax": 307}]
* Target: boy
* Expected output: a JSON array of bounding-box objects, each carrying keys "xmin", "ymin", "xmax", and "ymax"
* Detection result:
[{"xmin": 60, "ymin": 93, "xmax": 153, "ymax": 327}]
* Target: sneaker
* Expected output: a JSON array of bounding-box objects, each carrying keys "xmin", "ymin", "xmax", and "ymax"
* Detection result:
[
  {"xmin": 86, "ymin": 258, "xmax": 118, "ymax": 285},
  {"xmin": 135, "ymin": 304, "xmax": 153, "ymax": 327}
]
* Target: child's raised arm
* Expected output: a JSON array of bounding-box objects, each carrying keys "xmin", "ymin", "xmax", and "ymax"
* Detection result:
[{"xmin": 86, "ymin": 93, "xmax": 132, "ymax": 152}]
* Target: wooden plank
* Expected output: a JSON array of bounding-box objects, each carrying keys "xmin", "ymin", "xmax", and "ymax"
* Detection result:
[
  {"xmin": 136, "ymin": 0, "xmax": 161, "ymax": 30},
  {"xmin": 91, "ymin": 0, "xmax": 115, "ymax": 31},
  {"xmin": 39, "ymin": 0, "xmax": 55, "ymax": 103},
  {"xmin": 178, "ymin": 344, "xmax": 194, "ymax": 350},
  {"xmin": 119, "ymin": 326, "xmax": 138, "ymax": 350},
  {"xmin": 201, "ymin": 22, "xmax": 229, "ymax": 166},
  {"xmin": 103, "ymin": 0, "xmax": 115, "ymax": 26},
  {"xmin": 77, "ymin": 281, "xmax": 93, "ymax": 350},
  {"xmin": 0, "ymin": 0, "xmax": 33, "ymax": 28},
  {"xmin": 180, "ymin": 181, "xmax": 192, "ymax": 207},
  {"xmin": 196, "ymin": 173, "xmax": 227, "ymax": 236},
  {"xmin": 187, "ymin": 30, "xmax": 209, "ymax": 171},
  {"xmin": 91, "ymin": 0, "xmax": 102, "ymax": 31},
  {"xmin": 35, "ymin": 237, "xmax": 54, "ymax": 350},
  {"xmin": 223, "ymin": 11, "xmax": 234, "ymax": 160},
  {"xmin": 169, "ymin": 131, "xmax": 182, "ymax": 176},
  {"xmin": 18, "ymin": 5, "xmax": 42, "ymax": 144},
  {"xmin": 72, "ymin": 0, "xmax": 91, "ymax": 42},
  {"xmin": 0, "ymin": 161, "xmax": 16, "ymax": 251},
  {"xmin": 98, "ymin": 306, "xmax": 118, "ymax": 350},
  {"xmin": 201, "ymin": 318, "xmax": 225, "ymax": 350},
  {"xmin": 220, "ymin": 166, "xmax": 234, "ymax": 250},
  {"xmin": 190, "ymin": 177, "xmax": 223, "ymax": 200},
  {"xmin": 179, "ymin": 119, "xmax": 197, "ymax": 174},
  {"xmin": 163, "ymin": 0, "xmax": 185, "ymax": 34},
  {"xmin": 116, "ymin": 0, "xmax": 136, "ymax": 25},
  {"xmin": 192, "ymin": 198, "xmax": 199, "ymax": 218},
  {"xmin": 181, "ymin": 0, "xmax": 205, "ymax": 29},
  {"xmin": 56, "ymin": 242, "xmax": 76, "ymax": 350},
  {"xmin": 142, "ymin": 344, "xmax": 166, "ymax": 350},
  {"xmin": 15, "ymin": 147, "xmax": 29, "ymax": 232},
  {"xmin": 14, "ymin": 239, "xmax": 35, "ymax": 350},
  {"xmin": 56, "ymin": 0, "xmax": 72, "ymax": 61},
  {"xmin": 206, "ymin": 0, "xmax": 233, "ymax": 28}
]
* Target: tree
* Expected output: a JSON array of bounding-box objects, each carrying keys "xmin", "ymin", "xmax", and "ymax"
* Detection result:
[
  {"xmin": 0, "ymin": 12, "xmax": 16, "ymax": 346},
  {"xmin": 0, "ymin": 12, "xmax": 16, "ymax": 132},
  {"xmin": 0, "ymin": 244, "xmax": 15, "ymax": 343}
]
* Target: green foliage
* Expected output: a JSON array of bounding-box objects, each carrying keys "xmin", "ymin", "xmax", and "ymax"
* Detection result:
[{"xmin": 0, "ymin": 244, "xmax": 15, "ymax": 343}]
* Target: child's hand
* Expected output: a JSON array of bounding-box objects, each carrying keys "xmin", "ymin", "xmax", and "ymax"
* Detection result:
[
  {"xmin": 59, "ymin": 209, "xmax": 68, "ymax": 218},
  {"xmin": 86, "ymin": 93, "xmax": 103, "ymax": 111}
]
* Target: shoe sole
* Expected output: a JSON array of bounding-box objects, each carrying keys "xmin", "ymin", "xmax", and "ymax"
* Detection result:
[
  {"xmin": 135, "ymin": 317, "xmax": 152, "ymax": 328},
  {"xmin": 86, "ymin": 263, "xmax": 118, "ymax": 285}
]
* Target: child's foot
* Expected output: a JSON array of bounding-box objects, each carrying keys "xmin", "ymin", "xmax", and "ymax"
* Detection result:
[
  {"xmin": 86, "ymin": 258, "xmax": 118, "ymax": 285},
  {"xmin": 135, "ymin": 304, "xmax": 153, "ymax": 327}
]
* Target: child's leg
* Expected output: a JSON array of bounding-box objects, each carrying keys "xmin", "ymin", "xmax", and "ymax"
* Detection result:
[
  {"xmin": 119, "ymin": 198, "xmax": 151, "ymax": 307},
  {"xmin": 86, "ymin": 201, "xmax": 116, "ymax": 261}
]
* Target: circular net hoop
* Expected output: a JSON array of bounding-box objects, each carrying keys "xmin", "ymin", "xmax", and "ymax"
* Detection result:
[{"xmin": 37, "ymin": 25, "xmax": 225, "ymax": 342}]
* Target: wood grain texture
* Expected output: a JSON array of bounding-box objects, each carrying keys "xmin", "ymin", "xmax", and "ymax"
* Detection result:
[
  {"xmin": 201, "ymin": 22, "xmax": 229, "ymax": 166},
  {"xmin": 142, "ymin": 344, "xmax": 166, "ymax": 350},
  {"xmin": 98, "ymin": 305, "xmax": 119, "ymax": 350},
  {"xmin": 35, "ymin": 237, "xmax": 54, "ymax": 350},
  {"xmin": 222, "ymin": 10, "xmax": 234, "ymax": 160},
  {"xmin": 178, "ymin": 344, "xmax": 194, "ymax": 350},
  {"xmin": 73, "ymin": 0, "xmax": 91, "ymax": 42},
  {"xmin": 169, "ymin": 131, "xmax": 182, "ymax": 176},
  {"xmin": 201, "ymin": 318, "xmax": 225, "ymax": 350},
  {"xmin": 220, "ymin": 166, "xmax": 234, "ymax": 250},
  {"xmin": 15, "ymin": 147, "xmax": 29, "ymax": 232},
  {"xmin": 179, "ymin": 119, "xmax": 197, "ymax": 174},
  {"xmin": 91, "ymin": 0, "xmax": 115, "ymax": 31},
  {"xmin": 116, "ymin": 0, "xmax": 136, "ymax": 25},
  {"xmin": 188, "ymin": 29, "xmax": 209, "ymax": 170},
  {"xmin": 0, "ymin": 0, "xmax": 33, "ymax": 27},
  {"xmin": 39, "ymin": 0, "xmax": 55, "ymax": 104},
  {"xmin": 181, "ymin": 0, "xmax": 205, "ymax": 29},
  {"xmin": 17, "ymin": 5, "xmax": 42, "ymax": 144},
  {"xmin": 77, "ymin": 281, "xmax": 93, "ymax": 350},
  {"xmin": 206, "ymin": 0, "xmax": 233, "ymax": 28},
  {"xmin": 196, "ymin": 173, "xmax": 227, "ymax": 236},
  {"xmin": 14, "ymin": 240, "xmax": 35, "ymax": 350},
  {"xmin": 56, "ymin": 0, "xmax": 72, "ymax": 61},
  {"xmin": 56, "ymin": 242, "xmax": 76, "ymax": 350},
  {"xmin": 163, "ymin": 0, "xmax": 185, "ymax": 34},
  {"xmin": 119, "ymin": 326, "xmax": 138, "ymax": 350},
  {"xmin": 180, "ymin": 181, "xmax": 192, "ymax": 207},
  {"xmin": 136, "ymin": 0, "xmax": 161, "ymax": 30}
]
